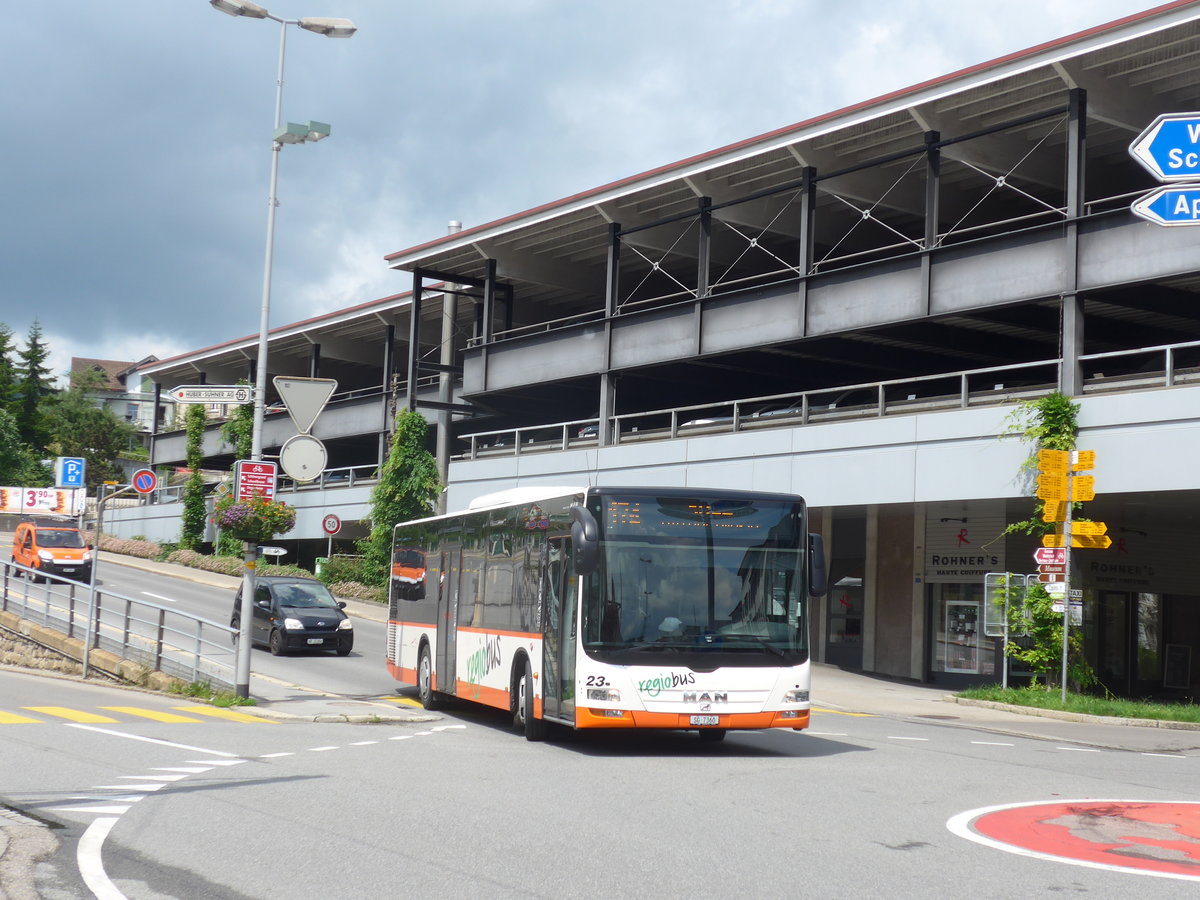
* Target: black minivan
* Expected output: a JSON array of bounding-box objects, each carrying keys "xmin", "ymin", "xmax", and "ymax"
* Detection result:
[{"xmin": 231, "ymin": 576, "xmax": 354, "ymax": 656}]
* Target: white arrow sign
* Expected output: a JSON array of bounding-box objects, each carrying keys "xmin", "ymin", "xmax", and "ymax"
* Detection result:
[{"xmin": 171, "ymin": 385, "xmax": 253, "ymax": 405}]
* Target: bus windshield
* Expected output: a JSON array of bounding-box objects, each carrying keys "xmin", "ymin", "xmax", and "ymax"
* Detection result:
[{"xmin": 581, "ymin": 494, "xmax": 807, "ymax": 663}]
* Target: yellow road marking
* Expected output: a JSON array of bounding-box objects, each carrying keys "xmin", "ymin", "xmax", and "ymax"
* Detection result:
[
  {"xmin": 171, "ymin": 705, "xmax": 278, "ymax": 723},
  {"xmin": 23, "ymin": 706, "xmax": 120, "ymax": 724},
  {"xmin": 100, "ymin": 707, "xmax": 204, "ymax": 723},
  {"xmin": 377, "ymin": 696, "xmax": 422, "ymax": 708},
  {"xmin": 811, "ymin": 707, "xmax": 874, "ymax": 717},
  {"xmin": 0, "ymin": 710, "xmax": 43, "ymax": 724}
]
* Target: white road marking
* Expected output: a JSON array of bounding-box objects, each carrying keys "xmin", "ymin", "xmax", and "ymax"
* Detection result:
[
  {"xmin": 971, "ymin": 741, "xmax": 1014, "ymax": 746},
  {"xmin": 141, "ymin": 592, "xmax": 176, "ymax": 604},
  {"xmin": 68, "ymin": 724, "xmax": 240, "ymax": 757},
  {"xmin": 887, "ymin": 736, "xmax": 929, "ymax": 741},
  {"xmin": 78, "ymin": 816, "xmax": 127, "ymax": 900},
  {"xmin": 1056, "ymin": 746, "xmax": 1101, "ymax": 752},
  {"xmin": 307, "ymin": 746, "xmax": 338, "ymax": 752},
  {"xmin": 350, "ymin": 740, "xmax": 379, "ymax": 746},
  {"xmin": 53, "ymin": 805, "xmax": 133, "ymax": 815},
  {"xmin": 259, "ymin": 752, "xmax": 294, "ymax": 758},
  {"xmin": 1142, "ymin": 752, "xmax": 1187, "ymax": 758}
]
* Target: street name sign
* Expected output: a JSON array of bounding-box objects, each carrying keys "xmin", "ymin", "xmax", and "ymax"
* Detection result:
[
  {"xmin": 1129, "ymin": 113, "xmax": 1200, "ymax": 182},
  {"xmin": 171, "ymin": 385, "xmax": 253, "ymax": 405}
]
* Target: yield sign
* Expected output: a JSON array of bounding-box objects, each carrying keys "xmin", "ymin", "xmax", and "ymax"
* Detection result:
[{"xmin": 272, "ymin": 377, "xmax": 337, "ymax": 434}]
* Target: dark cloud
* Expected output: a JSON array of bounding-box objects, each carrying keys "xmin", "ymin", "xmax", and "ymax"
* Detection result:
[{"xmin": 0, "ymin": 0, "xmax": 1155, "ymax": 377}]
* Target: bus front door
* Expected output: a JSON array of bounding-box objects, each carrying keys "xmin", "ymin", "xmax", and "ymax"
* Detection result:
[
  {"xmin": 438, "ymin": 547, "xmax": 460, "ymax": 696},
  {"xmin": 542, "ymin": 537, "xmax": 577, "ymax": 723}
]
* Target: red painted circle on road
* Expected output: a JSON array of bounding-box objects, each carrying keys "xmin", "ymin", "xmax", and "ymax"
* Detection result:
[{"xmin": 949, "ymin": 800, "xmax": 1200, "ymax": 881}]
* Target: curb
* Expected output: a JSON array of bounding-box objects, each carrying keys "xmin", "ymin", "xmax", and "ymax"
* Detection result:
[{"xmin": 951, "ymin": 696, "xmax": 1200, "ymax": 731}]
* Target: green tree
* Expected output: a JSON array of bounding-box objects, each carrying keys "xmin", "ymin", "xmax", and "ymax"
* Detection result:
[
  {"xmin": 179, "ymin": 404, "xmax": 209, "ymax": 550},
  {"xmin": 42, "ymin": 368, "xmax": 137, "ymax": 490},
  {"xmin": 0, "ymin": 323, "xmax": 19, "ymax": 416},
  {"xmin": 358, "ymin": 410, "xmax": 441, "ymax": 585},
  {"xmin": 14, "ymin": 321, "xmax": 55, "ymax": 452},
  {"xmin": 0, "ymin": 408, "xmax": 48, "ymax": 486}
]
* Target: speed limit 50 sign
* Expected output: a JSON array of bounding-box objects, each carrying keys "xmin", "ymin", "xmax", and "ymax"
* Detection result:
[{"xmin": 322, "ymin": 513, "xmax": 342, "ymax": 536}]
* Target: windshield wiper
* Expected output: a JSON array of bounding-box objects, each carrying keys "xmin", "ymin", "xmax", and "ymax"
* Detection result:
[{"xmin": 716, "ymin": 632, "xmax": 791, "ymax": 661}]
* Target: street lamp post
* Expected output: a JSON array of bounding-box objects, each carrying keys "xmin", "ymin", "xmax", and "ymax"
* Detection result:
[{"xmin": 211, "ymin": 0, "xmax": 355, "ymax": 698}]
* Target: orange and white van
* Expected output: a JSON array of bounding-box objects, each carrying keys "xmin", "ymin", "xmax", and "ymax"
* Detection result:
[{"xmin": 11, "ymin": 518, "xmax": 93, "ymax": 582}]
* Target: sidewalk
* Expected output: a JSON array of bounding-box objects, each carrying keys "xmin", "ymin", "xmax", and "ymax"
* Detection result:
[{"xmin": 95, "ymin": 551, "xmax": 1200, "ymax": 748}]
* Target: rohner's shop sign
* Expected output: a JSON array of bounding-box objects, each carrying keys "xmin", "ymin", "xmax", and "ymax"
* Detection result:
[{"xmin": 925, "ymin": 502, "xmax": 1007, "ymax": 583}]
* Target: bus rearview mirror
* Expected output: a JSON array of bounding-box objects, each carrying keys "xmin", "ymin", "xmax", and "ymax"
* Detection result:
[{"xmin": 570, "ymin": 505, "xmax": 599, "ymax": 575}]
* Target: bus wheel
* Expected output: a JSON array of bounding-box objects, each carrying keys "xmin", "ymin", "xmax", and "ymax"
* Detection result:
[
  {"xmin": 515, "ymin": 658, "xmax": 547, "ymax": 742},
  {"xmin": 418, "ymin": 645, "xmax": 443, "ymax": 710},
  {"xmin": 698, "ymin": 729, "xmax": 727, "ymax": 743}
]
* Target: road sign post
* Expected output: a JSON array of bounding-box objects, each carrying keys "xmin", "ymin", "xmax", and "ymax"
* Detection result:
[{"xmin": 322, "ymin": 512, "xmax": 341, "ymax": 558}]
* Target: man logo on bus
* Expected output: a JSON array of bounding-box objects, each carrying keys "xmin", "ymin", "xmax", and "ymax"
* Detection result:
[{"xmin": 683, "ymin": 692, "xmax": 728, "ymax": 704}]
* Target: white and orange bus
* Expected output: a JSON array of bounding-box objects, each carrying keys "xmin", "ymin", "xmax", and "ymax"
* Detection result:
[{"xmin": 386, "ymin": 485, "xmax": 827, "ymax": 741}]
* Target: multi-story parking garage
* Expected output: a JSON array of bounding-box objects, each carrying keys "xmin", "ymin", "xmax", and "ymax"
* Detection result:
[{"xmin": 136, "ymin": 3, "xmax": 1200, "ymax": 696}]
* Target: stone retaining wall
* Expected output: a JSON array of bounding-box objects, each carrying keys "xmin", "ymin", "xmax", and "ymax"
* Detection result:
[{"xmin": 0, "ymin": 610, "xmax": 184, "ymax": 691}]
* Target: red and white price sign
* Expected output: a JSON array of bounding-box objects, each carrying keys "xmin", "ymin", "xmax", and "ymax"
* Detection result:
[
  {"xmin": 322, "ymin": 513, "xmax": 341, "ymax": 536},
  {"xmin": 233, "ymin": 460, "xmax": 279, "ymax": 502}
]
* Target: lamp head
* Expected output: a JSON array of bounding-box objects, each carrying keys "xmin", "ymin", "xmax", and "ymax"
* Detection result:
[
  {"xmin": 298, "ymin": 17, "xmax": 357, "ymax": 38},
  {"xmin": 210, "ymin": 0, "xmax": 269, "ymax": 18}
]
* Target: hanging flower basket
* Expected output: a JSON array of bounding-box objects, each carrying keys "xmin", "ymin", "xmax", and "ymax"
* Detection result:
[{"xmin": 214, "ymin": 492, "xmax": 296, "ymax": 544}]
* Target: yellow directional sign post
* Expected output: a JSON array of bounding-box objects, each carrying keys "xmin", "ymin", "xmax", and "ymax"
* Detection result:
[
  {"xmin": 1041, "ymin": 532, "xmax": 1113, "ymax": 549},
  {"xmin": 1041, "ymin": 500, "xmax": 1067, "ymax": 523},
  {"xmin": 1037, "ymin": 448, "xmax": 1070, "ymax": 473},
  {"xmin": 1072, "ymin": 521, "xmax": 1107, "ymax": 537},
  {"xmin": 1071, "ymin": 450, "xmax": 1096, "ymax": 471}
]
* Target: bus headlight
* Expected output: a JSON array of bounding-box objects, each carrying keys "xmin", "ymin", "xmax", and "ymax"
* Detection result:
[
  {"xmin": 783, "ymin": 689, "xmax": 809, "ymax": 703},
  {"xmin": 586, "ymin": 688, "xmax": 621, "ymax": 702},
  {"xmin": 283, "ymin": 617, "xmax": 304, "ymax": 630}
]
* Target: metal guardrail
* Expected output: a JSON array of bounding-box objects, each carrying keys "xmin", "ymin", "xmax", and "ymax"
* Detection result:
[
  {"xmin": 457, "ymin": 340, "xmax": 1200, "ymax": 460},
  {"xmin": 0, "ymin": 562, "xmax": 236, "ymax": 691}
]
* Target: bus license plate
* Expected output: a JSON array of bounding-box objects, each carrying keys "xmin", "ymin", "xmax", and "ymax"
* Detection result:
[
  {"xmin": 690, "ymin": 715, "xmax": 720, "ymax": 726},
  {"xmin": 307, "ymin": 638, "xmax": 324, "ymax": 645}
]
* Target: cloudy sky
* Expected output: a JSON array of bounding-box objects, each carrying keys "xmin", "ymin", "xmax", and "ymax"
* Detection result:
[{"xmin": 0, "ymin": 0, "xmax": 1168, "ymax": 381}]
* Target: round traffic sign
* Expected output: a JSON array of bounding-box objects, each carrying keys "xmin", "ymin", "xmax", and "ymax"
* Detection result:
[
  {"xmin": 322, "ymin": 513, "xmax": 341, "ymax": 536},
  {"xmin": 131, "ymin": 469, "xmax": 157, "ymax": 494}
]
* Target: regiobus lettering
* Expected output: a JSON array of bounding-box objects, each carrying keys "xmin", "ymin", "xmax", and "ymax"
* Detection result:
[{"xmin": 386, "ymin": 485, "xmax": 827, "ymax": 742}]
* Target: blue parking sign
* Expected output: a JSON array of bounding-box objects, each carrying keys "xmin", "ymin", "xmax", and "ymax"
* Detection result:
[{"xmin": 55, "ymin": 456, "xmax": 86, "ymax": 489}]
